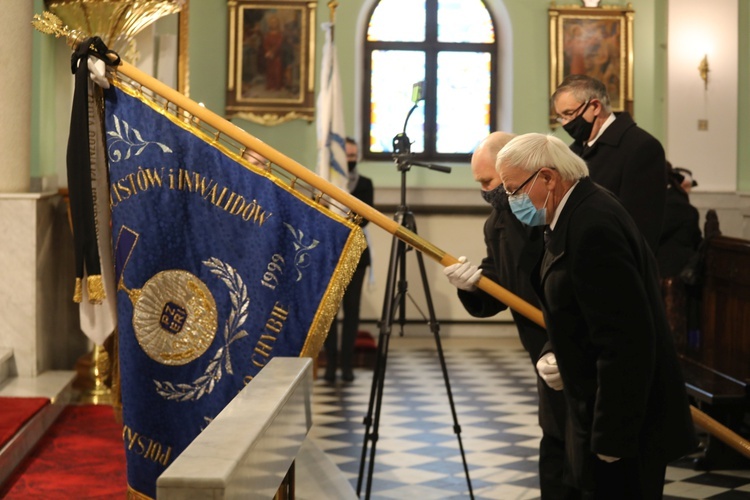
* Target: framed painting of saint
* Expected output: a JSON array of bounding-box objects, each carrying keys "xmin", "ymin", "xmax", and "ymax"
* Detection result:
[
  {"xmin": 549, "ymin": 5, "xmax": 634, "ymax": 127},
  {"xmin": 226, "ymin": 0, "xmax": 316, "ymax": 125}
]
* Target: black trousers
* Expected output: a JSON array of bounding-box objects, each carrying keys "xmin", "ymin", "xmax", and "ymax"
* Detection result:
[
  {"xmin": 582, "ymin": 455, "xmax": 667, "ymax": 500},
  {"xmin": 538, "ymin": 379, "xmax": 580, "ymax": 499},
  {"xmin": 325, "ymin": 260, "xmax": 368, "ymax": 374}
]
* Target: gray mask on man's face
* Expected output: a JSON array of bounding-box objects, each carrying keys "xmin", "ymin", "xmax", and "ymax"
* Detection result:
[{"xmin": 480, "ymin": 184, "xmax": 508, "ymax": 211}]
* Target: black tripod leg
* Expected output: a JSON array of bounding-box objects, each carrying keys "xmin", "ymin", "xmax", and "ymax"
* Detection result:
[
  {"xmin": 357, "ymin": 234, "xmax": 404, "ymax": 498},
  {"xmin": 414, "ymin": 247, "xmax": 475, "ymax": 499}
]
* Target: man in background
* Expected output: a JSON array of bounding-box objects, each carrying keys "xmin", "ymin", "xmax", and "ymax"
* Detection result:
[
  {"xmin": 324, "ymin": 137, "xmax": 373, "ymax": 383},
  {"xmin": 552, "ymin": 75, "xmax": 666, "ymax": 252},
  {"xmin": 444, "ymin": 132, "xmax": 575, "ymax": 498}
]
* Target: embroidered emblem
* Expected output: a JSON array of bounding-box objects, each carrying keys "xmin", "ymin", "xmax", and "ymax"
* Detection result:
[
  {"xmin": 153, "ymin": 258, "xmax": 250, "ymax": 402},
  {"xmin": 132, "ymin": 270, "xmax": 218, "ymax": 366}
]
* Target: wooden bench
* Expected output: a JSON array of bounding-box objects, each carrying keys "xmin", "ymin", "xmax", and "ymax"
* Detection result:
[
  {"xmin": 664, "ymin": 223, "xmax": 750, "ymax": 469},
  {"xmin": 678, "ymin": 356, "xmax": 748, "ymax": 469}
]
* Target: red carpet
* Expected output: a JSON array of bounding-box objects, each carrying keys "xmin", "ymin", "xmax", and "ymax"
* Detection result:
[
  {"xmin": 0, "ymin": 397, "xmax": 49, "ymax": 450},
  {"xmin": 0, "ymin": 404, "xmax": 126, "ymax": 499}
]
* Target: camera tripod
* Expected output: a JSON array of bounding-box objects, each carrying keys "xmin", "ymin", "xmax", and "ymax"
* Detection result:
[{"xmin": 356, "ymin": 126, "xmax": 474, "ymax": 499}]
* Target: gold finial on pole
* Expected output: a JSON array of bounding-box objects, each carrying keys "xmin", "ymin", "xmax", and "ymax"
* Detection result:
[
  {"xmin": 328, "ymin": 0, "xmax": 339, "ymax": 24},
  {"xmin": 31, "ymin": 11, "xmax": 87, "ymax": 50}
]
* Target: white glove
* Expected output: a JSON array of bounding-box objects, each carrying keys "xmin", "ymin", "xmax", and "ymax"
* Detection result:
[
  {"xmin": 87, "ymin": 56, "xmax": 110, "ymax": 89},
  {"xmin": 536, "ymin": 352, "xmax": 563, "ymax": 390},
  {"xmin": 444, "ymin": 256, "xmax": 482, "ymax": 291},
  {"xmin": 597, "ymin": 454, "xmax": 621, "ymax": 463}
]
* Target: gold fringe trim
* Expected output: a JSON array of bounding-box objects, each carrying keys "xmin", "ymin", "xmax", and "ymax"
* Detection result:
[
  {"xmin": 127, "ymin": 485, "xmax": 154, "ymax": 500},
  {"xmin": 87, "ymin": 275, "xmax": 106, "ymax": 304},
  {"xmin": 73, "ymin": 277, "xmax": 83, "ymax": 303},
  {"xmin": 299, "ymin": 227, "xmax": 368, "ymax": 358}
]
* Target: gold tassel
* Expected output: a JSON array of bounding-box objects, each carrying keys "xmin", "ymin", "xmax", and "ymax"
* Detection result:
[
  {"xmin": 87, "ymin": 275, "xmax": 107, "ymax": 304},
  {"xmin": 73, "ymin": 277, "xmax": 83, "ymax": 303}
]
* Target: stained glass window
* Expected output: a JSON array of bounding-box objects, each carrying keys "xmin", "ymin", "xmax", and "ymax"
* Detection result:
[
  {"xmin": 367, "ymin": 0, "xmax": 425, "ymax": 42},
  {"xmin": 363, "ymin": 0, "xmax": 497, "ymax": 161},
  {"xmin": 437, "ymin": 0, "xmax": 495, "ymax": 43}
]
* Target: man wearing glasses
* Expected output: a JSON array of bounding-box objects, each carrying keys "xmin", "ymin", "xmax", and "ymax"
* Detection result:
[
  {"xmin": 552, "ymin": 75, "xmax": 666, "ymax": 252},
  {"xmin": 497, "ymin": 133, "xmax": 696, "ymax": 500},
  {"xmin": 444, "ymin": 132, "xmax": 575, "ymax": 499}
]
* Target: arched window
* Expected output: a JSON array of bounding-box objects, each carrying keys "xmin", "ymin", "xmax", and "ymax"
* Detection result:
[{"xmin": 362, "ymin": 0, "xmax": 498, "ymax": 162}]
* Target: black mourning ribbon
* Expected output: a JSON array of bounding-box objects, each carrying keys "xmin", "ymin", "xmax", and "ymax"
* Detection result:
[{"xmin": 67, "ymin": 37, "xmax": 120, "ymax": 303}]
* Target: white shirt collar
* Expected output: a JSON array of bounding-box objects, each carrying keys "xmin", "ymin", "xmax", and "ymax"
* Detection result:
[
  {"xmin": 550, "ymin": 180, "xmax": 580, "ymax": 230},
  {"xmin": 587, "ymin": 112, "xmax": 616, "ymax": 146}
]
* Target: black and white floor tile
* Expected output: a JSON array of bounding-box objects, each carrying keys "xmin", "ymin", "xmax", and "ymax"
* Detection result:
[{"xmin": 309, "ymin": 335, "xmax": 750, "ymax": 499}]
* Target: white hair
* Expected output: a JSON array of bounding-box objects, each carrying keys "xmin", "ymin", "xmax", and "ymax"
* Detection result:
[{"xmin": 496, "ymin": 133, "xmax": 589, "ymax": 181}]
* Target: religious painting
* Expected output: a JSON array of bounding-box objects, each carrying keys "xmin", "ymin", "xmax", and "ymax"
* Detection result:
[
  {"xmin": 548, "ymin": 5, "xmax": 634, "ymax": 127},
  {"xmin": 226, "ymin": 0, "xmax": 316, "ymax": 125}
]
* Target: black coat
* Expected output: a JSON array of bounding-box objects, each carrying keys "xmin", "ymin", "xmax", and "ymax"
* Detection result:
[
  {"xmin": 351, "ymin": 174, "xmax": 373, "ymax": 267},
  {"xmin": 571, "ymin": 113, "xmax": 667, "ymax": 253},
  {"xmin": 656, "ymin": 186, "xmax": 702, "ymax": 278},
  {"xmin": 534, "ymin": 178, "xmax": 696, "ymax": 489},
  {"xmin": 457, "ymin": 194, "xmax": 566, "ymax": 440}
]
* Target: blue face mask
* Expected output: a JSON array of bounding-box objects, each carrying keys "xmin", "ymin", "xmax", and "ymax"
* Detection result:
[{"xmin": 508, "ymin": 174, "xmax": 550, "ymax": 226}]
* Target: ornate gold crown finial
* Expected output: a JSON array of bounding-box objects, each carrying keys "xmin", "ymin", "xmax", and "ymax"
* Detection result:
[
  {"xmin": 31, "ymin": 11, "xmax": 88, "ymax": 49},
  {"xmin": 40, "ymin": 0, "xmax": 185, "ymax": 51}
]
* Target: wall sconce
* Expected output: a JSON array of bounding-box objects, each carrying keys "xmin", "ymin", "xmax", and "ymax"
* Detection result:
[{"xmin": 698, "ymin": 54, "xmax": 709, "ymax": 90}]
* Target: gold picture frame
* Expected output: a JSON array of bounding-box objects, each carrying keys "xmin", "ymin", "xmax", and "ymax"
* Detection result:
[
  {"xmin": 548, "ymin": 4, "xmax": 634, "ymax": 127},
  {"xmin": 226, "ymin": 0, "xmax": 317, "ymax": 126}
]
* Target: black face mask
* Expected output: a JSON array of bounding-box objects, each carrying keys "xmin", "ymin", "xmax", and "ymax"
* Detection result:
[
  {"xmin": 347, "ymin": 160, "xmax": 357, "ymax": 172},
  {"xmin": 562, "ymin": 102, "xmax": 594, "ymax": 144},
  {"xmin": 480, "ymin": 184, "xmax": 508, "ymax": 211}
]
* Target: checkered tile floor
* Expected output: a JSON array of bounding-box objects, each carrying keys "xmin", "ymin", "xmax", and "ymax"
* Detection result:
[{"xmin": 309, "ymin": 335, "xmax": 750, "ymax": 499}]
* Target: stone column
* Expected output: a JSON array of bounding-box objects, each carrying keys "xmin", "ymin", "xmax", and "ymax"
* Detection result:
[{"xmin": 0, "ymin": 1, "xmax": 33, "ymax": 192}]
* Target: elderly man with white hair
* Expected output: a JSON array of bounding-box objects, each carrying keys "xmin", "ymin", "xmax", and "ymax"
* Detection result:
[{"xmin": 496, "ymin": 133, "xmax": 696, "ymax": 500}]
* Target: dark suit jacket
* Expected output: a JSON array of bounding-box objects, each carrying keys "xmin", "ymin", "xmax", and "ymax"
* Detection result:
[
  {"xmin": 457, "ymin": 194, "xmax": 566, "ymax": 440},
  {"xmin": 534, "ymin": 178, "xmax": 696, "ymax": 489},
  {"xmin": 571, "ymin": 112, "xmax": 666, "ymax": 252},
  {"xmin": 351, "ymin": 174, "xmax": 373, "ymax": 267}
]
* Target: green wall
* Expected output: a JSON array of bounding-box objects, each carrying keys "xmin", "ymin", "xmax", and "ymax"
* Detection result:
[
  {"xmin": 32, "ymin": 0, "xmax": 58, "ymax": 179},
  {"xmin": 32, "ymin": 0, "xmax": 747, "ymax": 192},
  {"xmin": 739, "ymin": 0, "xmax": 750, "ymax": 193},
  {"xmin": 189, "ymin": 0, "xmax": 670, "ymax": 190}
]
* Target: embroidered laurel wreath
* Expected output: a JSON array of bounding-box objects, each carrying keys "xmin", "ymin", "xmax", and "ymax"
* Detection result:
[{"xmin": 153, "ymin": 258, "xmax": 249, "ymax": 402}]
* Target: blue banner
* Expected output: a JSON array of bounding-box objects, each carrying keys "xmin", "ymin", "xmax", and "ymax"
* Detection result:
[{"xmin": 104, "ymin": 84, "xmax": 364, "ymax": 498}]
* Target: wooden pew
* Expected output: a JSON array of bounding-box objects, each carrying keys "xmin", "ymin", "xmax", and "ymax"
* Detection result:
[{"xmin": 666, "ymin": 229, "xmax": 750, "ymax": 469}]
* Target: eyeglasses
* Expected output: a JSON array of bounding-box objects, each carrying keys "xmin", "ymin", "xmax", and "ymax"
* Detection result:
[
  {"xmin": 555, "ymin": 100, "xmax": 590, "ymax": 124},
  {"xmin": 505, "ymin": 169, "xmax": 541, "ymax": 198}
]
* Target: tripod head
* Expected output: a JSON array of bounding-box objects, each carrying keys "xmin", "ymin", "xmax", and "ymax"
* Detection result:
[
  {"xmin": 391, "ymin": 86, "xmax": 451, "ymax": 211},
  {"xmin": 391, "ymin": 82, "xmax": 452, "ymax": 178}
]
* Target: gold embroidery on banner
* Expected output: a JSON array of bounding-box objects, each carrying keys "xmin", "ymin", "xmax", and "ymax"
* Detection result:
[
  {"xmin": 251, "ymin": 302, "xmax": 290, "ymax": 369},
  {"xmin": 153, "ymin": 258, "xmax": 250, "ymax": 402},
  {"xmin": 122, "ymin": 425, "xmax": 173, "ymax": 467},
  {"xmin": 132, "ymin": 270, "xmax": 218, "ymax": 366},
  {"xmin": 299, "ymin": 227, "xmax": 367, "ymax": 358},
  {"xmin": 127, "ymin": 485, "xmax": 154, "ymax": 500}
]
